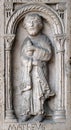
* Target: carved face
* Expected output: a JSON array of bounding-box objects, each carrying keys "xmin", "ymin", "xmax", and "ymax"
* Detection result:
[{"xmin": 24, "ymin": 14, "xmax": 43, "ymax": 36}]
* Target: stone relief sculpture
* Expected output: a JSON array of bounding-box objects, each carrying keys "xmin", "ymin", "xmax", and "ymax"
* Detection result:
[
  {"xmin": 3, "ymin": 1, "xmax": 67, "ymax": 129},
  {"xmin": 18, "ymin": 13, "xmax": 55, "ymax": 122}
]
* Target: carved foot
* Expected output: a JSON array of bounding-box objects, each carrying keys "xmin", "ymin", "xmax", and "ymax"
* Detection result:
[
  {"xmin": 49, "ymin": 91, "xmax": 55, "ymax": 96},
  {"xmin": 18, "ymin": 115, "xmax": 32, "ymax": 122},
  {"xmin": 33, "ymin": 115, "xmax": 45, "ymax": 122},
  {"xmin": 47, "ymin": 91, "xmax": 55, "ymax": 98}
]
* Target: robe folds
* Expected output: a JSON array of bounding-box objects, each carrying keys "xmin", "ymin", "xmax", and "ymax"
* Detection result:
[{"xmin": 20, "ymin": 34, "xmax": 52, "ymax": 115}]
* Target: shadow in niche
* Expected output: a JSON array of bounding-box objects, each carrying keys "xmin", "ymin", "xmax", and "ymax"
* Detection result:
[
  {"xmin": 11, "ymin": 37, "xmax": 18, "ymax": 121},
  {"xmin": 44, "ymin": 99, "xmax": 54, "ymax": 117}
]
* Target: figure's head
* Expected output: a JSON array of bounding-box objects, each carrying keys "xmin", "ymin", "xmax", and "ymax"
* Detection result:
[{"xmin": 24, "ymin": 13, "xmax": 43, "ymax": 36}]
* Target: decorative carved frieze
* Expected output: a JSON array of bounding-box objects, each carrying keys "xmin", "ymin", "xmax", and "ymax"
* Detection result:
[
  {"xmin": 56, "ymin": 3, "xmax": 66, "ymax": 20},
  {"xmin": 5, "ymin": 2, "xmax": 13, "ymax": 10},
  {"xmin": 56, "ymin": 3, "xmax": 66, "ymax": 12},
  {"xmin": 4, "ymin": 1, "xmax": 13, "ymax": 29},
  {"xmin": 12, "ymin": 0, "xmax": 66, "ymax": 3}
]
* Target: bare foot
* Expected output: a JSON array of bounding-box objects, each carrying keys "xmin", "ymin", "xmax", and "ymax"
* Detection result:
[
  {"xmin": 33, "ymin": 115, "xmax": 45, "ymax": 122},
  {"xmin": 47, "ymin": 91, "xmax": 55, "ymax": 98},
  {"xmin": 18, "ymin": 115, "xmax": 31, "ymax": 122}
]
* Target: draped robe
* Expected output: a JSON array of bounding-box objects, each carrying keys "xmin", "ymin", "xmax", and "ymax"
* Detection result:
[{"xmin": 20, "ymin": 34, "xmax": 52, "ymax": 115}]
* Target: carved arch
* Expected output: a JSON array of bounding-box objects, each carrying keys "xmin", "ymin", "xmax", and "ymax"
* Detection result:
[{"xmin": 6, "ymin": 3, "xmax": 64, "ymax": 35}]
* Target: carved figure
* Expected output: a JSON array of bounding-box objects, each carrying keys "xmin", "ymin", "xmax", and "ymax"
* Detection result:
[{"xmin": 20, "ymin": 13, "xmax": 55, "ymax": 122}]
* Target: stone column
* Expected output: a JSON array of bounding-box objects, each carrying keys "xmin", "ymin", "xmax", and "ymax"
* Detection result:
[
  {"xmin": 4, "ymin": 34, "xmax": 16, "ymax": 121},
  {"xmin": 53, "ymin": 34, "xmax": 66, "ymax": 122}
]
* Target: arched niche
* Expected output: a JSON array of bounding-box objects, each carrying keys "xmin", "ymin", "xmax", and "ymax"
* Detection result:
[
  {"xmin": 6, "ymin": 3, "xmax": 64, "ymax": 34},
  {"xmin": 4, "ymin": 3, "xmax": 66, "ymax": 121}
]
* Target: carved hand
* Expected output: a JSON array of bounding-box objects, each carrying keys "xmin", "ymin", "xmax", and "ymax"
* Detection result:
[
  {"xmin": 25, "ymin": 40, "xmax": 35, "ymax": 56},
  {"xmin": 20, "ymin": 82, "xmax": 32, "ymax": 93}
]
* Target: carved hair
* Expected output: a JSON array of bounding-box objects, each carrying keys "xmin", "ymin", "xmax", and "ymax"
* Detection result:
[{"xmin": 23, "ymin": 13, "xmax": 43, "ymax": 30}]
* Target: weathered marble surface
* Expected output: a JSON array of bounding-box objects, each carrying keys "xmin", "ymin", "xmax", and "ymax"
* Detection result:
[{"xmin": 0, "ymin": 0, "xmax": 71, "ymax": 130}]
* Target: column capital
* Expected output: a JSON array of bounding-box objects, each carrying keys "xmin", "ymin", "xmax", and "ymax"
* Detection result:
[
  {"xmin": 4, "ymin": 34, "xmax": 15, "ymax": 51},
  {"xmin": 54, "ymin": 34, "xmax": 66, "ymax": 53}
]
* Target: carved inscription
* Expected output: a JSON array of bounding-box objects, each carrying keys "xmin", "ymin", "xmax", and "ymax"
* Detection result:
[{"xmin": 8, "ymin": 124, "xmax": 45, "ymax": 130}]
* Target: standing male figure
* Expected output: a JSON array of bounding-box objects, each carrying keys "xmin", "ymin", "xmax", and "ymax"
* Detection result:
[{"xmin": 20, "ymin": 13, "xmax": 55, "ymax": 122}]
